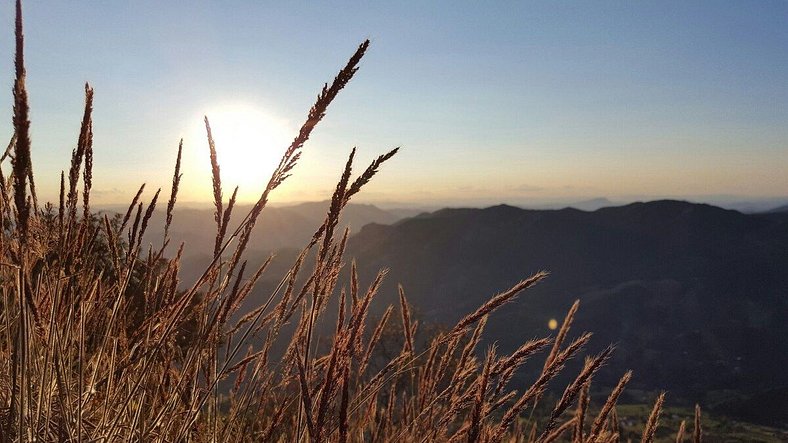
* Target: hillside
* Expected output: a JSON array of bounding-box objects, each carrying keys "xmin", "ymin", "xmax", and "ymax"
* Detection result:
[
  {"xmin": 147, "ymin": 200, "xmax": 400, "ymax": 252},
  {"xmin": 147, "ymin": 199, "xmax": 788, "ymax": 427},
  {"xmin": 345, "ymin": 200, "xmax": 788, "ymax": 426},
  {"xmin": 123, "ymin": 201, "xmax": 401, "ymax": 283}
]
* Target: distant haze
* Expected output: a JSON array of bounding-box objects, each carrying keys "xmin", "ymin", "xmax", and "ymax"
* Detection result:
[{"xmin": 96, "ymin": 193, "xmax": 788, "ymax": 215}]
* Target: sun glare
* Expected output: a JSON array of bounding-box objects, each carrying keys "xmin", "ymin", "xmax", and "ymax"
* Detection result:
[{"xmin": 190, "ymin": 104, "xmax": 292, "ymax": 201}]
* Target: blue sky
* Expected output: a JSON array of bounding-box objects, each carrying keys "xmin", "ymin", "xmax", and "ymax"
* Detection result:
[{"xmin": 1, "ymin": 1, "xmax": 787, "ymax": 207}]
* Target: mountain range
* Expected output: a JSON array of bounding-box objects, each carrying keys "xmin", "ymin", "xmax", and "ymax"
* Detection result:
[
  {"xmin": 135, "ymin": 199, "xmax": 787, "ymax": 427},
  {"xmin": 344, "ymin": 200, "xmax": 788, "ymax": 427}
]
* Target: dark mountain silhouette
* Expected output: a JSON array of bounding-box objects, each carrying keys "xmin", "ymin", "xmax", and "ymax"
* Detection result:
[
  {"xmin": 566, "ymin": 197, "xmax": 616, "ymax": 211},
  {"xmin": 149, "ymin": 199, "xmax": 787, "ymax": 426},
  {"xmin": 344, "ymin": 200, "xmax": 788, "ymax": 427},
  {"xmin": 766, "ymin": 203, "xmax": 788, "ymax": 213}
]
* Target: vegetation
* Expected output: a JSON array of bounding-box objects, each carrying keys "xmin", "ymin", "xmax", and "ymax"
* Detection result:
[{"xmin": 0, "ymin": 1, "xmax": 716, "ymax": 441}]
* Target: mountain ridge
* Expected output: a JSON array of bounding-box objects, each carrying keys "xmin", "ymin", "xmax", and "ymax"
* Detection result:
[
  {"xmin": 137, "ymin": 198, "xmax": 786, "ymax": 426},
  {"xmin": 344, "ymin": 199, "xmax": 788, "ymax": 426}
]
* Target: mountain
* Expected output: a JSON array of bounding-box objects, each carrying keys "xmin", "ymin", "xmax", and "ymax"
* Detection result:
[
  {"xmin": 345, "ymin": 200, "xmax": 788, "ymax": 426},
  {"xmin": 136, "ymin": 200, "xmax": 400, "ymax": 253},
  {"xmin": 383, "ymin": 207, "xmax": 432, "ymax": 220},
  {"xmin": 126, "ymin": 201, "xmax": 403, "ymax": 284},
  {"xmin": 132, "ymin": 198, "xmax": 787, "ymax": 425},
  {"xmin": 766, "ymin": 203, "xmax": 788, "ymax": 213},
  {"xmin": 565, "ymin": 197, "xmax": 616, "ymax": 211},
  {"xmin": 712, "ymin": 198, "xmax": 788, "ymax": 213}
]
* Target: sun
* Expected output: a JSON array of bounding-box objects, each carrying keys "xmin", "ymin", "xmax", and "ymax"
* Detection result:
[{"xmin": 191, "ymin": 104, "xmax": 293, "ymax": 200}]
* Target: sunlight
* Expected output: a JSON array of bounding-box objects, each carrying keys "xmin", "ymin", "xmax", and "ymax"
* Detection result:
[{"xmin": 192, "ymin": 104, "xmax": 292, "ymax": 200}]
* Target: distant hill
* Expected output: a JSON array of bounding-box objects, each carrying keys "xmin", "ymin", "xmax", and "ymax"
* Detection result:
[
  {"xmin": 384, "ymin": 207, "xmax": 431, "ymax": 220},
  {"xmin": 345, "ymin": 200, "xmax": 788, "ymax": 427},
  {"xmin": 126, "ymin": 201, "xmax": 403, "ymax": 284},
  {"xmin": 714, "ymin": 198, "xmax": 788, "ymax": 213},
  {"xmin": 135, "ymin": 198, "xmax": 788, "ymax": 426},
  {"xmin": 136, "ymin": 200, "xmax": 400, "ymax": 253},
  {"xmin": 565, "ymin": 197, "xmax": 616, "ymax": 211},
  {"xmin": 766, "ymin": 203, "xmax": 788, "ymax": 213}
]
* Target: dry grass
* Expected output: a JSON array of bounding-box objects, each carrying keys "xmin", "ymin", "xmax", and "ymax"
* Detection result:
[{"xmin": 0, "ymin": 2, "xmax": 705, "ymax": 441}]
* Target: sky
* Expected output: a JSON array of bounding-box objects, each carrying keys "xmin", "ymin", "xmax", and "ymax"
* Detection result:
[{"xmin": 1, "ymin": 1, "xmax": 787, "ymax": 208}]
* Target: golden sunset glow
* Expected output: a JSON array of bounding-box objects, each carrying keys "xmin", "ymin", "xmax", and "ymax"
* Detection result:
[{"xmin": 190, "ymin": 104, "xmax": 293, "ymax": 200}]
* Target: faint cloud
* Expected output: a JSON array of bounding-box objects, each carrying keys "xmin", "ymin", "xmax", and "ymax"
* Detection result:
[
  {"xmin": 562, "ymin": 185, "xmax": 596, "ymax": 191},
  {"xmin": 354, "ymin": 191, "xmax": 389, "ymax": 199},
  {"xmin": 456, "ymin": 185, "xmax": 483, "ymax": 193},
  {"xmin": 454, "ymin": 186, "xmax": 502, "ymax": 196},
  {"xmin": 514, "ymin": 184, "xmax": 544, "ymax": 193},
  {"xmin": 92, "ymin": 188, "xmax": 124, "ymax": 197}
]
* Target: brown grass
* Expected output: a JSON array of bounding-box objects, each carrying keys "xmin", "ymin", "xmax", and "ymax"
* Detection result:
[
  {"xmin": 642, "ymin": 392, "xmax": 666, "ymax": 443},
  {"xmin": 0, "ymin": 2, "xmax": 705, "ymax": 442}
]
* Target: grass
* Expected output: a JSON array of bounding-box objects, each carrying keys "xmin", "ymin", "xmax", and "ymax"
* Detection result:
[
  {"xmin": 0, "ymin": 1, "xmax": 711, "ymax": 441},
  {"xmin": 615, "ymin": 404, "xmax": 787, "ymax": 443}
]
